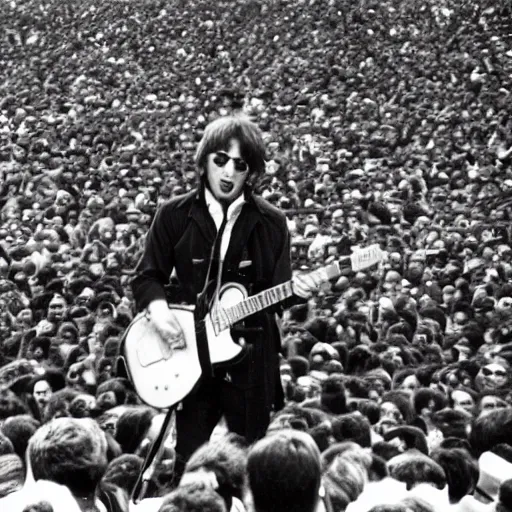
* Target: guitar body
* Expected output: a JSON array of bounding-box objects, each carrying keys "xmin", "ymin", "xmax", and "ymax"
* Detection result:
[{"xmin": 121, "ymin": 284, "xmax": 247, "ymax": 409}]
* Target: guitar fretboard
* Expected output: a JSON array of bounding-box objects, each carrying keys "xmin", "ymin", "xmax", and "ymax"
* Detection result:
[
  {"xmin": 223, "ymin": 281, "xmax": 294, "ymax": 329},
  {"xmin": 214, "ymin": 263, "xmax": 340, "ymax": 332}
]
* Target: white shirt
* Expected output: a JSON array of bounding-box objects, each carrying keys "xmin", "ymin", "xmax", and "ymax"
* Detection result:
[{"xmin": 204, "ymin": 188, "xmax": 246, "ymax": 260}]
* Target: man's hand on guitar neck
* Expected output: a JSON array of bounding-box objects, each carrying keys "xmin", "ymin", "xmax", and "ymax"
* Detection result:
[
  {"xmin": 147, "ymin": 300, "xmax": 186, "ymax": 349},
  {"xmin": 292, "ymin": 270, "xmax": 326, "ymax": 299}
]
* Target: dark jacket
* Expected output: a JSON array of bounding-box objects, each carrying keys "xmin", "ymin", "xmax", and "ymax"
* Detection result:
[{"xmin": 131, "ymin": 188, "xmax": 294, "ymax": 412}]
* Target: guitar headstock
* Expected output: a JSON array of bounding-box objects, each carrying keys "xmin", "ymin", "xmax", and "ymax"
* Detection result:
[
  {"xmin": 324, "ymin": 244, "xmax": 385, "ymax": 281},
  {"xmin": 318, "ymin": 244, "xmax": 385, "ymax": 284}
]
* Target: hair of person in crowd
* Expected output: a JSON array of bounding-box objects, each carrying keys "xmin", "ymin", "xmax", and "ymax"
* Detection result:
[
  {"xmin": 181, "ymin": 435, "xmax": 248, "ymax": 511},
  {"xmin": 22, "ymin": 502, "xmax": 55, "ymax": 512},
  {"xmin": 27, "ymin": 417, "xmax": 109, "ymax": 500},
  {"xmin": 0, "ymin": 452, "xmax": 24, "ymax": 498},
  {"xmin": 469, "ymin": 408, "xmax": 512, "ymax": 457},
  {"xmin": 387, "ymin": 452, "xmax": 447, "ymax": 491},
  {"xmin": 247, "ymin": 429, "xmax": 322, "ymax": 512},
  {"xmin": 429, "ymin": 447, "xmax": 478, "ymax": 503},
  {"xmin": 158, "ymin": 481, "xmax": 227, "ymax": 512},
  {"xmin": 322, "ymin": 444, "xmax": 371, "ymax": 511},
  {"xmin": 113, "ymin": 405, "xmax": 158, "ymax": 455},
  {"xmin": 331, "ymin": 413, "xmax": 373, "ymax": 448},
  {"xmin": 1, "ymin": 414, "xmax": 40, "ymax": 465}
]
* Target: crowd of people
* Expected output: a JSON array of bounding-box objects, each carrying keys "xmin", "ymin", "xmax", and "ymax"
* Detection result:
[{"xmin": 1, "ymin": 0, "xmax": 512, "ymax": 510}]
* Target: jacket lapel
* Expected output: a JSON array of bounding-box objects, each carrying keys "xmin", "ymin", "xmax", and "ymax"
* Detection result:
[
  {"xmin": 225, "ymin": 200, "xmax": 261, "ymax": 262},
  {"xmin": 189, "ymin": 195, "xmax": 217, "ymax": 245}
]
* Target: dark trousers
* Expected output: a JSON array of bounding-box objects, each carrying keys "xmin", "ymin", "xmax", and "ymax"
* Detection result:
[{"xmin": 174, "ymin": 374, "xmax": 269, "ymax": 467}]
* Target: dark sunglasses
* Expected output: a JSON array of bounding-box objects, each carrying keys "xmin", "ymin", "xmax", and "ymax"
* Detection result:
[
  {"xmin": 212, "ymin": 151, "xmax": 249, "ymax": 173},
  {"xmin": 482, "ymin": 367, "xmax": 507, "ymax": 378}
]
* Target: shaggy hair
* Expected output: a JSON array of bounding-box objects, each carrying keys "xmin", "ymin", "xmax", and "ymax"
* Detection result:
[
  {"xmin": 412, "ymin": 388, "xmax": 447, "ymax": 416},
  {"xmin": 380, "ymin": 391, "xmax": 415, "ymax": 424},
  {"xmin": 194, "ymin": 115, "xmax": 266, "ymax": 181}
]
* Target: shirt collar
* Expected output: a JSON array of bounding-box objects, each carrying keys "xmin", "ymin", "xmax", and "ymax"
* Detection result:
[{"xmin": 204, "ymin": 187, "xmax": 246, "ymax": 220}]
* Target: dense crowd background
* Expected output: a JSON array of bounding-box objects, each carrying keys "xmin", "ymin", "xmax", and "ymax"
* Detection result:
[{"xmin": 1, "ymin": 0, "xmax": 512, "ymax": 510}]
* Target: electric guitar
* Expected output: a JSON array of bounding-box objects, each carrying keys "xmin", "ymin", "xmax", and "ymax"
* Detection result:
[{"xmin": 120, "ymin": 244, "xmax": 385, "ymax": 409}]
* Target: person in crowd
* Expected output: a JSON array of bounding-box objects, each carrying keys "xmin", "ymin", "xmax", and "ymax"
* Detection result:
[
  {"xmin": 27, "ymin": 417, "xmax": 112, "ymax": 512},
  {"xmin": 246, "ymin": 429, "xmax": 324, "ymax": 512}
]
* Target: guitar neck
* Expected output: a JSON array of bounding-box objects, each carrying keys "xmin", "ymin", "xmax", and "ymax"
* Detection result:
[
  {"xmin": 214, "ymin": 244, "xmax": 384, "ymax": 331},
  {"xmin": 220, "ymin": 262, "xmax": 342, "ymax": 329}
]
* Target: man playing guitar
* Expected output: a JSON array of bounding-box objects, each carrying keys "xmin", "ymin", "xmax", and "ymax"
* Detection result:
[{"xmin": 131, "ymin": 114, "xmax": 320, "ymax": 472}]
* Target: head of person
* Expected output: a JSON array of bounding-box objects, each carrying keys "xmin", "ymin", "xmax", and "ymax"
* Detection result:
[
  {"xmin": 101, "ymin": 453, "xmax": 144, "ymax": 496},
  {"xmin": 31, "ymin": 378, "xmax": 53, "ymax": 413},
  {"xmin": 46, "ymin": 293, "xmax": 67, "ymax": 323},
  {"xmin": 412, "ymin": 388, "xmax": 447, "ymax": 420},
  {"xmin": 27, "ymin": 417, "xmax": 109, "ymax": 498},
  {"xmin": 182, "ymin": 435, "xmax": 248, "ymax": 510},
  {"xmin": 497, "ymin": 478, "xmax": 512, "ymax": 512},
  {"xmin": 331, "ymin": 412, "xmax": 372, "ymax": 448},
  {"xmin": 322, "ymin": 448, "xmax": 370, "ymax": 511},
  {"xmin": 430, "ymin": 447, "xmax": 478, "ymax": 503},
  {"xmin": 0, "ymin": 389, "xmax": 30, "ymax": 420},
  {"xmin": 158, "ymin": 481, "xmax": 227, "ymax": 512},
  {"xmin": 1, "ymin": 414, "xmax": 40, "ymax": 462},
  {"xmin": 450, "ymin": 387, "xmax": 477, "ymax": 416},
  {"xmin": 0, "ymin": 452, "xmax": 24, "ymax": 498},
  {"xmin": 379, "ymin": 391, "xmax": 415, "ymax": 425},
  {"xmin": 429, "ymin": 406, "xmax": 473, "ymax": 441},
  {"xmin": 392, "ymin": 368, "xmax": 420, "ymax": 398},
  {"xmin": 474, "ymin": 360, "xmax": 510, "ymax": 392},
  {"xmin": 247, "ymin": 429, "xmax": 322, "ymax": 512},
  {"xmin": 382, "ymin": 426, "xmax": 429, "ymax": 456},
  {"xmin": 469, "ymin": 408, "xmax": 512, "ymax": 457},
  {"xmin": 114, "ymin": 405, "xmax": 159, "ymax": 455},
  {"xmin": 387, "ymin": 452, "xmax": 447, "ymax": 491},
  {"xmin": 476, "ymin": 391, "xmax": 508, "ymax": 418},
  {"xmin": 195, "ymin": 115, "xmax": 267, "ymax": 204}
]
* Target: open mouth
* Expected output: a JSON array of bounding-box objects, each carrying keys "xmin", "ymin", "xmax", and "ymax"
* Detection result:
[{"xmin": 220, "ymin": 181, "xmax": 234, "ymax": 193}]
